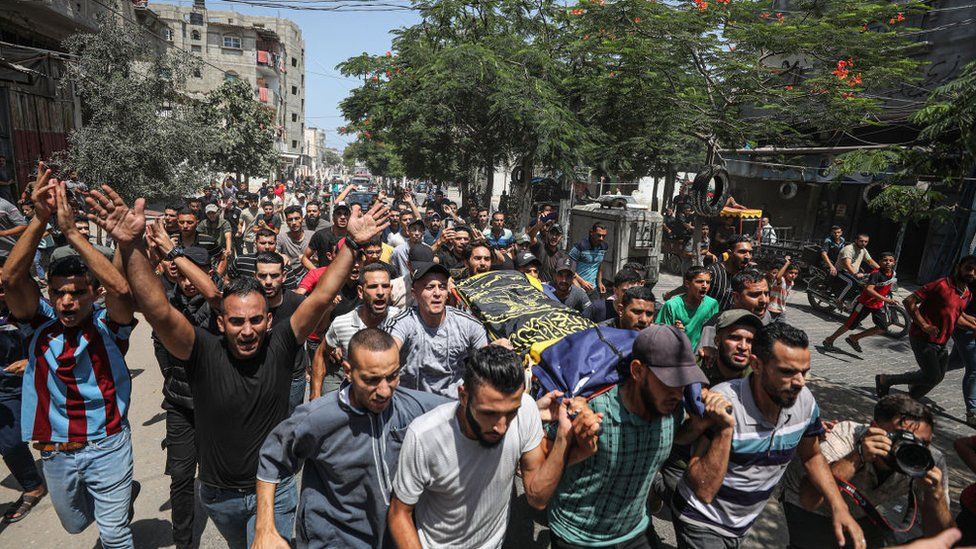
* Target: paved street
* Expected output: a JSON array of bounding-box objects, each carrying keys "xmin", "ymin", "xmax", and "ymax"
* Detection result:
[{"xmin": 0, "ymin": 272, "xmax": 973, "ymax": 548}]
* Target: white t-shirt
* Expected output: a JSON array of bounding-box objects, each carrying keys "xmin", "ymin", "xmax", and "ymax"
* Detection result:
[
  {"xmin": 324, "ymin": 305, "xmax": 401, "ymax": 355},
  {"xmin": 393, "ymin": 393, "xmax": 544, "ymax": 549}
]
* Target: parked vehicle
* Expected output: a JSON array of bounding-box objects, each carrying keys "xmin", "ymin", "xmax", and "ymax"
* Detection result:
[{"xmin": 805, "ymin": 265, "xmax": 910, "ymax": 338}]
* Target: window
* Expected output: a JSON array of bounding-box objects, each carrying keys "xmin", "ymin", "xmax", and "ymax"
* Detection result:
[
  {"xmin": 291, "ymin": 113, "xmax": 297, "ymax": 122},
  {"xmin": 189, "ymin": 12, "xmax": 203, "ymax": 25},
  {"xmin": 191, "ymin": 45, "xmax": 201, "ymax": 52},
  {"xmin": 291, "ymin": 85, "xmax": 297, "ymax": 95},
  {"xmin": 191, "ymin": 30, "xmax": 201, "ymax": 40},
  {"xmin": 163, "ymin": 28, "xmax": 174, "ymax": 42},
  {"xmin": 192, "ymin": 68, "xmax": 202, "ymax": 78},
  {"xmin": 223, "ymin": 35, "xmax": 242, "ymax": 49},
  {"xmin": 224, "ymin": 71, "xmax": 239, "ymax": 82},
  {"xmin": 291, "ymin": 57, "xmax": 297, "ymax": 67},
  {"xmin": 292, "ymin": 140, "xmax": 298, "ymax": 149}
]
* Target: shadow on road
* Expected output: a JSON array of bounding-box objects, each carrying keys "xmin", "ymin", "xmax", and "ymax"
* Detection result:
[{"xmin": 142, "ymin": 412, "xmax": 165, "ymax": 427}]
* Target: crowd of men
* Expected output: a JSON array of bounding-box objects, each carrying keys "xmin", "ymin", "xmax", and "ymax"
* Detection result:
[{"xmin": 0, "ymin": 166, "xmax": 973, "ymax": 549}]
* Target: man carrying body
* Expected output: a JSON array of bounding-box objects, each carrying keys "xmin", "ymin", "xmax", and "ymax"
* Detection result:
[
  {"xmin": 781, "ymin": 395, "xmax": 952, "ymax": 548},
  {"xmin": 454, "ymin": 242, "xmax": 493, "ymax": 283},
  {"xmin": 569, "ymin": 222, "xmax": 609, "ymax": 297},
  {"xmin": 255, "ymin": 328, "xmax": 449, "ymax": 548},
  {"xmin": 6, "ymin": 172, "xmax": 137, "ymax": 547},
  {"xmin": 601, "ymin": 287, "xmax": 657, "ymax": 331},
  {"xmin": 388, "ymin": 345, "xmax": 599, "ymax": 548},
  {"xmin": 672, "ymin": 323, "xmax": 865, "ymax": 549},
  {"xmin": 386, "ymin": 262, "xmax": 488, "ymax": 397},
  {"xmin": 102, "ymin": 186, "xmax": 390, "ymax": 548}
]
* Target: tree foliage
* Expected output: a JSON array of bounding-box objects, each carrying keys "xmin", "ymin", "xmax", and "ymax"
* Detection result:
[
  {"xmin": 60, "ymin": 16, "xmax": 216, "ymax": 200},
  {"xmin": 202, "ymin": 79, "xmax": 279, "ymax": 182}
]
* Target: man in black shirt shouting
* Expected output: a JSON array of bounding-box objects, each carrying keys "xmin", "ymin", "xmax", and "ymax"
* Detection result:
[{"xmin": 87, "ymin": 185, "xmax": 390, "ymax": 549}]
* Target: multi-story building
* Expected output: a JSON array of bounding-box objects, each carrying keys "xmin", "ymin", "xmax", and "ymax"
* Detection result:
[
  {"xmin": 153, "ymin": 1, "xmax": 306, "ymax": 168},
  {"xmin": 301, "ymin": 126, "xmax": 326, "ymax": 180}
]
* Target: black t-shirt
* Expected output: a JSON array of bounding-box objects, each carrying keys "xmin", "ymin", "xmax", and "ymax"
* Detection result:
[
  {"xmin": 436, "ymin": 248, "xmax": 464, "ymax": 272},
  {"xmin": 308, "ymin": 228, "xmax": 342, "ymax": 267},
  {"xmin": 187, "ymin": 325, "xmax": 300, "ymax": 490},
  {"xmin": 583, "ymin": 297, "xmax": 618, "ymax": 324},
  {"xmin": 178, "ymin": 231, "xmax": 223, "ymax": 265},
  {"xmin": 530, "ymin": 241, "xmax": 563, "ymax": 283},
  {"xmin": 224, "ymin": 208, "xmax": 242, "ymax": 236},
  {"xmin": 256, "ymin": 213, "xmax": 281, "ymax": 232},
  {"xmin": 270, "ymin": 291, "xmax": 308, "ymax": 378}
]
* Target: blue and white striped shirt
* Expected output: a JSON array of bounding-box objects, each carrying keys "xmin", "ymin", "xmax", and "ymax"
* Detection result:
[{"xmin": 675, "ymin": 375, "xmax": 824, "ymax": 538}]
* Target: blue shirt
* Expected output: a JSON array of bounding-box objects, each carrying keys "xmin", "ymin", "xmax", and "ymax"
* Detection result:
[
  {"xmin": 483, "ymin": 227, "xmax": 514, "ymax": 248},
  {"xmin": 568, "ymin": 237, "xmax": 609, "ymax": 286}
]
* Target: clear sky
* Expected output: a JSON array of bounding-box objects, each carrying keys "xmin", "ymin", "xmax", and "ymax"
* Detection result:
[{"xmin": 167, "ymin": 0, "xmax": 420, "ymax": 151}]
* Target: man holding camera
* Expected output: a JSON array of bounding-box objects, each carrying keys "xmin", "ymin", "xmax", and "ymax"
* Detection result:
[{"xmin": 781, "ymin": 395, "xmax": 952, "ymax": 548}]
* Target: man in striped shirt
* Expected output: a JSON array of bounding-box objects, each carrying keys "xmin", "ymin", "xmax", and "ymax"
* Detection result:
[
  {"xmin": 673, "ymin": 323, "xmax": 865, "ymax": 549},
  {"xmin": 5, "ymin": 171, "xmax": 138, "ymax": 547}
]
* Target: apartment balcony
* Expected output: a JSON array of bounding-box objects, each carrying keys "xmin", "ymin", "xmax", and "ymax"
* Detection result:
[{"xmin": 257, "ymin": 87, "xmax": 281, "ymax": 108}]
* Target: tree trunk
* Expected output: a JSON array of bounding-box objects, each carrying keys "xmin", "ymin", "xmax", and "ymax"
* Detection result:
[
  {"xmin": 651, "ymin": 176, "xmax": 660, "ymax": 212},
  {"xmin": 662, "ymin": 163, "xmax": 676, "ymax": 209},
  {"xmin": 507, "ymin": 155, "xmax": 534, "ymax": 230},
  {"xmin": 894, "ymin": 219, "xmax": 908, "ymax": 261}
]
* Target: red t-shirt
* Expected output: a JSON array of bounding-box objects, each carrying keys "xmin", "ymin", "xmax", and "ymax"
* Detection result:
[
  {"xmin": 856, "ymin": 269, "xmax": 895, "ymax": 310},
  {"xmin": 908, "ymin": 276, "xmax": 971, "ymax": 345},
  {"xmin": 298, "ymin": 266, "xmax": 328, "ymax": 342}
]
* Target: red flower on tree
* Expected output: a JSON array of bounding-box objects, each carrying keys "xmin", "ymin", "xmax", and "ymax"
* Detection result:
[{"xmin": 775, "ymin": 12, "xmax": 784, "ymax": 22}]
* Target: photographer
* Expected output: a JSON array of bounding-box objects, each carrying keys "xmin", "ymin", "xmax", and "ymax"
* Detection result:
[{"xmin": 781, "ymin": 395, "xmax": 952, "ymax": 548}]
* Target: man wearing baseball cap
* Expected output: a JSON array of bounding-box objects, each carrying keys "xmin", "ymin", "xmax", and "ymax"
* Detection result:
[
  {"xmin": 385, "ymin": 259, "xmax": 488, "ymax": 398},
  {"xmin": 543, "ymin": 325, "xmax": 714, "ymax": 548},
  {"xmin": 201, "ymin": 203, "xmax": 233, "ymax": 264},
  {"xmin": 515, "ymin": 251, "xmax": 542, "ymax": 279},
  {"xmin": 544, "ymin": 255, "xmax": 590, "ymax": 314},
  {"xmin": 700, "ymin": 310, "xmax": 763, "ymax": 386}
]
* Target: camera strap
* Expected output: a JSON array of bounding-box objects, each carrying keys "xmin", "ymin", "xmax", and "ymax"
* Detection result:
[{"xmin": 834, "ymin": 476, "xmax": 918, "ymax": 534}]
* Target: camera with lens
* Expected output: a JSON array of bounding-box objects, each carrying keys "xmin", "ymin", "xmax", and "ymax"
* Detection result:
[{"xmin": 885, "ymin": 429, "xmax": 934, "ymax": 478}]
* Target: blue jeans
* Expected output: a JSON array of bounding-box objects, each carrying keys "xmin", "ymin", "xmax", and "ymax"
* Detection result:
[
  {"xmin": 950, "ymin": 333, "xmax": 976, "ymax": 413},
  {"xmin": 288, "ymin": 375, "xmax": 307, "ymax": 415},
  {"xmin": 40, "ymin": 426, "xmax": 134, "ymax": 548},
  {"xmin": 0, "ymin": 396, "xmax": 44, "ymax": 492},
  {"xmin": 199, "ymin": 475, "xmax": 297, "ymax": 549},
  {"xmin": 33, "ymin": 249, "xmax": 47, "ymax": 281}
]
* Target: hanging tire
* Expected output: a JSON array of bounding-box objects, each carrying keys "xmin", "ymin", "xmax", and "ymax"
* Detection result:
[{"xmin": 691, "ymin": 166, "xmax": 731, "ymax": 217}]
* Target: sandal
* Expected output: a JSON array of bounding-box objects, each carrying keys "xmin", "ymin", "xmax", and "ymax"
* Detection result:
[
  {"xmin": 845, "ymin": 336, "xmax": 863, "ymax": 353},
  {"xmin": 3, "ymin": 493, "xmax": 44, "ymax": 523}
]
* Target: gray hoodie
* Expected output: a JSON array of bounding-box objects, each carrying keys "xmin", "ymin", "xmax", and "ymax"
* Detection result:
[{"xmin": 257, "ymin": 382, "xmax": 448, "ymax": 548}]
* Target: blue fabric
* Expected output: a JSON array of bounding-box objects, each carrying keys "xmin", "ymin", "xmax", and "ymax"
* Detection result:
[
  {"xmin": 568, "ymin": 238, "xmax": 608, "ymax": 286},
  {"xmin": 533, "ymin": 326, "xmax": 637, "ymax": 399},
  {"xmin": 200, "ymin": 475, "xmax": 297, "ymax": 549},
  {"xmin": 40, "ymin": 426, "xmax": 134, "ymax": 548}
]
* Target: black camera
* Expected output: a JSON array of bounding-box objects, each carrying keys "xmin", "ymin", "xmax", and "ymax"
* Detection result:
[{"xmin": 886, "ymin": 429, "xmax": 934, "ymax": 478}]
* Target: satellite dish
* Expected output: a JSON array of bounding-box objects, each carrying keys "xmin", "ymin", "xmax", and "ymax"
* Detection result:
[{"xmin": 779, "ymin": 182, "xmax": 798, "ymax": 199}]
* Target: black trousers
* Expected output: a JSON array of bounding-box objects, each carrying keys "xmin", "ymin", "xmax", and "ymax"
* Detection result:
[
  {"xmin": 164, "ymin": 402, "xmax": 197, "ymax": 547},
  {"xmin": 887, "ymin": 338, "xmax": 949, "ymax": 399}
]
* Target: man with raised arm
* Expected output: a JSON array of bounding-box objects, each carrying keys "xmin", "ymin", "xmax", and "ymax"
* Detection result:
[
  {"xmin": 6, "ymin": 166, "xmax": 138, "ymax": 548},
  {"xmin": 89, "ymin": 185, "xmax": 389, "ymax": 549}
]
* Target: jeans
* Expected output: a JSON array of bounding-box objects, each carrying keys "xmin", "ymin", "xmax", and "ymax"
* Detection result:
[
  {"xmin": 199, "ymin": 475, "xmax": 297, "ymax": 549},
  {"xmin": 887, "ymin": 338, "xmax": 949, "ymax": 399},
  {"xmin": 33, "ymin": 249, "xmax": 47, "ymax": 281},
  {"xmin": 40, "ymin": 426, "xmax": 134, "ymax": 548},
  {"xmin": 163, "ymin": 402, "xmax": 197, "ymax": 546},
  {"xmin": 0, "ymin": 396, "xmax": 44, "ymax": 492},
  {"xmin": 674, "ymin": 520, "xmax": 740, "ymax": 549},
  {"xmin": 949, "ymin": 333, "xmax": 976, "ymax": 413},
  {"xmin": 288, "ymin": 375, "xmax": 307, "ymax": 415}
]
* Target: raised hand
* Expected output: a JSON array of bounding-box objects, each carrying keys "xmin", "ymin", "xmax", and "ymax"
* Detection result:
[
  {"xmin": 54, "ymin": 182, "xmax": 78, "ymax": 236},
  {"xmin": 346, "ymin": 201, "xmax": 390, "ymax": 244},
  {"xmin": 31, "ymin": 162, "xmax": 56, "ymax": 220},
  {"xmin": 148, "ymin": 219, "xmax": 177, "ymax": 255},
  {"xmin": 85, "ymin": 185, "xmax": 146, "ymax": 246}
]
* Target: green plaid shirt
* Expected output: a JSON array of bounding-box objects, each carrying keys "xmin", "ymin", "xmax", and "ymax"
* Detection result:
[{"xmin": 547, "ymin": 385, "xmax": 676, "ymax": 546}]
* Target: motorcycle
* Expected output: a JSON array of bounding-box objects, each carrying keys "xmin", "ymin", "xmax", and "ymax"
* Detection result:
[{"xmin": 805, "ymin": 266, "xmax": 910, "ymax": 339}]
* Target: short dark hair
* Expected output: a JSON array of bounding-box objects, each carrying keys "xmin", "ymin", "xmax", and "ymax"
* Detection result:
[
  {"xmin": 347, "ymin": 327, "xmax": 397, "ymax": 360},
  {"xmin": 727, "ymin": 234, "xmax": 752, "ymax": 248},
  {"xmin": 880, "ymin": 251, "xmax": 896, "ymax": 260},
  {"xmin": 753, "ymin": 322, "xmax": 808, "ymax": 364},
  {"xmin": 48, "ymin": 256, "xmax": 92, "ymax": 283},
  {"xmin": 830, "ymin": 225, "xmax": 842, "ymax": 231},
  {"xmin": 255, "ymin": 228, "xmax": 277, "ymax": 240},
  {"xmin": 462, "ymin": 242, "xmax": 491, "ymax": 260},
  {"xmin": 361, "ymin": 262, "xmax": 393, "ymax": 283},
  {"xmin": 462, "ymin": 345, "xmax": 525, "ymax": 395},
  {"xmin": 187, "ymin": 197, "xmax": 202, "ymax": 204},
  {"xmin": 255, "ymin": 252, "xmax": 284, "ymax": 267},
  {"xmin": 731, "ymin": 268, "xmax": 766, "ymax": 293},
  {"xmin": 452, "ymin": 225, "xmax": 471, "ymax": 236},
  {"xmin": 164, "ymin": 203, "xmax": 182, "ymax": 212},
  {"xmin": 221, "ymin": 276, "xmax": 267, "ymax": 305},
  {"xmin": 621, "ymin": 286, "xmax": 656, "ymax": 306},
  {"xmin": 308, "ymin": 200, "xmax": 321, "ymax": 207},
  {"xmin": 283, "ymin": 205, "xmax": 303, "ymax": 217},
  {"xmin": 873, "ymin": 394, "xmax": 934, "ymax": 428},
  {"xmin": 959, "ymin": 255, "xmax": 976, "ymax": 267},
  {"xmin": 363, "ymin": 238, "xmax": 383, "ymax": 250},
  {"xmin": 684, "ymin": 265, "xmax": 710, "ymax": 281},
  {"xmin": 856, "ymin": 232, "xmax": 870, "ymax": 239},
  {"xmin": 622, "ymin": 262, "xmax": 646, "ymax": 276},
  {"xmin": 613, "ymin": 269, "xmax": 643, "ymax": 287},
  {"xmin": 177, "ymin": 207, "xmax": 195, "ymax": 217},
  {"xmin": 591, "ymin": 222, "xmax": 607, "ymax": 232}
]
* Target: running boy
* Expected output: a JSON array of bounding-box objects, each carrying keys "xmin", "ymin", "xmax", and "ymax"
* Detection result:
[
  {"xmin": 823, "ymin": 251, "xmax": 897, "ymax": 352},
  {"xmin": 656, "ymin": 265, "xmax": 719, "ymax": 350}
]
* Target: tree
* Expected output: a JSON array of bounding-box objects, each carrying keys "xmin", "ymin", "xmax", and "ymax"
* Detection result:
[
  {"xmin": 322, "ymin": 148, "xmax": 343, "ymax": 167},
  {"xmin": 60, "ymin": 16, "xmax": 216, "ymax": 200},
  {"xmin": 203, "ymin": 79, "xmax": 279, "ymax": 184}
]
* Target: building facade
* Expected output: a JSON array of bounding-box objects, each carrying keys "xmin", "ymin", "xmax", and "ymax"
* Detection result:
[{"xmin": 153, "ymin": 1, "xmax": 306, "ymax": 167}]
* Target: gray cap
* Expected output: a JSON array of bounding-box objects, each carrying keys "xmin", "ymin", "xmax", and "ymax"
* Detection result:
[
  {"xmin": 632, "ymin": 324, "xmax": 708, "ymax": 388},
  {"xmin": 554, "ymin": 254, "xmax": 575, "ymax": 273},
  {"xmin": 715, "ymin": 309, "xmax": 763, "ymax": 332}
]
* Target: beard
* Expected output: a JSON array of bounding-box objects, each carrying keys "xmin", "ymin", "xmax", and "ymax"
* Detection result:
[
  {"xmin": 762, "ymin": 374, "xmax": 801, "ymax": 408},
  {"xmin": 465, "ymin": 401, "xmax": 504, "ymax": 448},
  {"xmin": 718, "ymin": 348, "xmax": 750, "ymax": 372}
]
